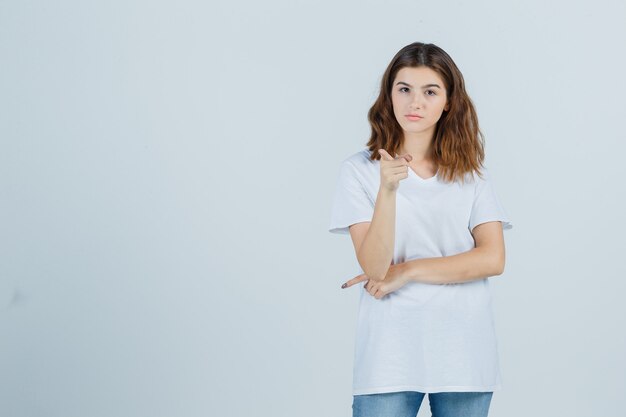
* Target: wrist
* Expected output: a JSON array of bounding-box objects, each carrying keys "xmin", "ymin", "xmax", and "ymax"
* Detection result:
[
  {"xmin": 378, "ymin": 186, "xmax": 396, "ymax": 199},
  {"xmin": 399, "ymin": 259, "xmax": 416, "ymax": 283}
]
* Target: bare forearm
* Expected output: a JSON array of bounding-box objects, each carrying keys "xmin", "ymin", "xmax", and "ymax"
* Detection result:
[
  {"xmin": 356, "ymin": 187, "xmax": 396, "ymax": 281},
  {"xmin": 398, "ymin": 247, "xmax": 503, "ymax": 285}
]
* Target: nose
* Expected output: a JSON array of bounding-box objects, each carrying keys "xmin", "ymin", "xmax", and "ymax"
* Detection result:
[{"xmin": 410, "ymin": 93, "xmax": 423, "ymax": 109}]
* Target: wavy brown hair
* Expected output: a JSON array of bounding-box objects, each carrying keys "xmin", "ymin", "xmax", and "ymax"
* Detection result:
[{"xmin": 366, "ymin": 42, "xmax": 485, "ymax": 184}]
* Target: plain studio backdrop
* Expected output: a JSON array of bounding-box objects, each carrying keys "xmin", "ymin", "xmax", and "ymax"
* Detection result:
[{"xmin": 1, "ymin": 0, "xmax": 625, "ymax": 416}]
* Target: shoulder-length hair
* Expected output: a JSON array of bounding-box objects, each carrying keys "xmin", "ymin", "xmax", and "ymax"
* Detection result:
[{"xmin": 366, "ymin": 42, "xmax": 485, "ymax": 184}]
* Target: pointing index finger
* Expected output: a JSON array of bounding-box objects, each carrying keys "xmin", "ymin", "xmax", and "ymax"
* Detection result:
[
  {"xmin": 394, "ymin": 153, "xmax": 413, "ymax": 163},
  {"xmin": 378, "ymin": 149, "xmax": 394, "ymax": 161}
]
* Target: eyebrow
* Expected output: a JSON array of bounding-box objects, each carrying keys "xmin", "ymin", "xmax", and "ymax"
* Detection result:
[{"xmin": 395, "ymin": 81, "xmax": 442, "ymax": 89}]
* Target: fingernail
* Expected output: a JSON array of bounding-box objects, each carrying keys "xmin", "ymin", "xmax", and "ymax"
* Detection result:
[{"xmin": 341, "ymin": 283, "xmax": 347, "ymax": 289}]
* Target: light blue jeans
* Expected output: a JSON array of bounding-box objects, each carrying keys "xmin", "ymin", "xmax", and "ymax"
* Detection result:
[{"xmin": 352, "ymin": 391, "xmax": 493, "ymax": 417}]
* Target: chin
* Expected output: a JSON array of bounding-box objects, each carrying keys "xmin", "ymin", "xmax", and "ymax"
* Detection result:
[{"xmin": 404, "ymin": 126, "xmax": 431, "ymax": 134}]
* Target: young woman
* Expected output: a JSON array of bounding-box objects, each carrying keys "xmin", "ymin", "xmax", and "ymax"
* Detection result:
[{"xmin": 328, "ymin": 42, "xmax": 513, "ymax": 417}]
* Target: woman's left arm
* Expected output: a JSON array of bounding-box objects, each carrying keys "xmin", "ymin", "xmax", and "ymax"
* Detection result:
[{"xmin": 398, "ymin": 221, "xmax": 506, "ymax": 285}]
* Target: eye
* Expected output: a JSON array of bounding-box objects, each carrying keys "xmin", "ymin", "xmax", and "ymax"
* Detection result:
[
  {"xmin": 426, "ymin": 89, "xmax": 437, "ymax": 96},
  {"xmin": 399, "ymin": 87, "xmax": 409, "ymax": 93}
]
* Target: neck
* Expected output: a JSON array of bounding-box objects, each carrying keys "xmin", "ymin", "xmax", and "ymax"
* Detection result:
[{"xmin": 398, "ymin": 132, "xmax": 435, "ymax": 163}]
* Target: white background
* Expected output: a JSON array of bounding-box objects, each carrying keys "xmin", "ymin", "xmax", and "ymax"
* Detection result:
[{"xmin": 1, "ymin": 0, "xmax": 625, "ymax": 416}]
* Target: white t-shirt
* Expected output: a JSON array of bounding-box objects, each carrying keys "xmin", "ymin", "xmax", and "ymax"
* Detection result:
[{"xmin": 328, "ymin": 148, "xmax": 513, "ymax": 395}]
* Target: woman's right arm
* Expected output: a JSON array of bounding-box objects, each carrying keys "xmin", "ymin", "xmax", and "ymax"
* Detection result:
[
  {"xmin": 349, "ymin": 149, "xmax": 410, "ymax": 281},
  {"xmin": 349, "ymin": 186, "xmax": 398, "ymax": 281}
]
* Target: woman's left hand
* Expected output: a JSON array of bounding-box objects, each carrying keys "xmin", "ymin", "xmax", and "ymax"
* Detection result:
[{"xmin": 341, "ymin": 263, "xmax": 411, "ymax": 299}]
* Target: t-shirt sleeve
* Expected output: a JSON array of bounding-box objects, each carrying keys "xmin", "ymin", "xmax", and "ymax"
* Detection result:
[
  {"xmin": 328, "ymin": 160, "xmax": 375, "ymax": 235},
  {"xmin": 469, "ymin": 168, "xmax": 513, "ymax": 233}
]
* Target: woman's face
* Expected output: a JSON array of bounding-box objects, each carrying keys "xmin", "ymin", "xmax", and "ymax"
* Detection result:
[{"xmin": 391, "ymin": 66, "xmax": 449, "ymax": 139}]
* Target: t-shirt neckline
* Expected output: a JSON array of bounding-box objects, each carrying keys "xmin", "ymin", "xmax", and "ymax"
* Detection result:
[{"xmin": 408, "ymin": 166, "xmax": 439, "ymax": 182}]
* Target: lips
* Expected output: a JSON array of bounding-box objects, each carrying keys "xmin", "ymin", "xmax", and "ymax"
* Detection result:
[{"xmin": 405, "ymin": 114, "xmax": 423, "ymax": 121}]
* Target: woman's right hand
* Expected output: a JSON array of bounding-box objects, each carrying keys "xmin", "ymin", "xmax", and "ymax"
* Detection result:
[{"xmin": 378, "ymin": 149, "xmax": 412, "ymax": 192}]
